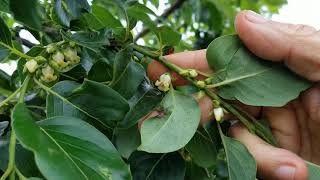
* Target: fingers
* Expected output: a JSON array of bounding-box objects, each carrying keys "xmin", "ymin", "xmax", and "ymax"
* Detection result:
[
  {"xmin": 147, "ymin": 50, "xmax": 210, "ymax": 86},
  {"xmin": 235, "ymin": 10, "xmax": 320, "ymax": 81},
  {"xmin": 229, "ymin": 124, "xmax": 308, "ymax": 180}
]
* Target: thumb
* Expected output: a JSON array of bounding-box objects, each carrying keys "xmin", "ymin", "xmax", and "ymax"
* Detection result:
[{"xmin": 235, "ymin": 10, "xmax": 320, "ymax": 81}]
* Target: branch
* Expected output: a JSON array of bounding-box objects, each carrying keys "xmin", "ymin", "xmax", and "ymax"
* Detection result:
[
  {"xmin": 14, "ymin": 36, "xmax": 36, "ymax": 48},
  {"xmin": 134, "ymin": 0, "xmax": 187, "ymax": 42}
]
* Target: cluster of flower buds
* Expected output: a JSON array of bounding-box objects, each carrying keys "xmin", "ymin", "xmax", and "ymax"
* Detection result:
[
  {"xmin": 46, "ymin": 42, "xmax": 80, "ymax": 70},
  {"xmin": 179, "ymin": 69, "xmax": 198, "ymax": 78},
  {"xmin": 155, "ymin": 73, "xmax": 171, "ymax": 92}
]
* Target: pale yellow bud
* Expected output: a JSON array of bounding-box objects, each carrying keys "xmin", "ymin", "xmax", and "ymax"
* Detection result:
[
  {"xmin": 46, "ymin": 44, "xmax": 57, "ymax": 53},
  {"xmin": 213, "ymin": 107, "xmax": 224, "ymax": 121},
  {"xmin": 63, "ymin": 47, "xmax": 78, "ymax": 62},
  {"xmin": 188, "ymin": 69, "xmax": 198, "ymax": 78},
  {"xmin": 52, "ymin": 51, "xmax": 64, "ymax": 63},
  {"xmin": 155, "ymin": 73, "xmax": 171, "ymax": 92},
  {"xmin": 25, "ymin": 59, "xmax": 38, "ymax": 73}
]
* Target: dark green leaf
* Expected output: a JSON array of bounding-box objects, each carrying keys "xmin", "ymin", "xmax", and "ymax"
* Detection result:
[
  {"xmin": 139, "ymin": 90, "xmax": 201, "ymax": 153},
  {"xmin": 0, "ymin": 121, "xmax": 8, "ymax": 136},
  {"xmin": 185, "ymin": 129, "xmax": 217, "ymax": 168},
  {"xmin": 9, "ymin": 0, "xmax": 42, "ymax": 29},
  {"xmin": 54, "ymin": 0, "xmax": 90, "ymax": 27},
  {"xmin": 110, "ymin": 49, "xmax": 145, "ymax": 99},
  {"xmin": 13, "ymin": 103, "xmax": 131, "ymax": 180},
  {"xmin": 119, "ymin": 79, "xmax": 163, "ymax": 128},
  {"xmin": 0, "ymin": 0, "xmax": 9, "ymax": 13},
  {"xmin": 113, "ymin": 125, "xmax": 141, "ymax": 159},
  {"xmin": 0, "ymin": 44, "xmax": 10, "ymax": 62},
  {"xmin": 61, "ymin": 29, "xmax": 111, "ymax": 52},
  {"xmin": 129, "ymin": 151, "xmax": 185, "ymax": 180},
  {"xmin": 158, "ymin": 26, "xmax": 181, "ymax": 47},
  {"xmin": 217, "ymin": 123, "xmax": 256, "ymax": 180},
  {"xmin": 185, "ymin": 162, "xmax": 210, "ymax": 180},
  {"xmin": 0, "ymin": 16, "xmax": 12, "ymax": 45},
  {"xmin": 307, "ymin": 161, "xmax": 320, "ymax": 180},
  {"xmin": 88, "ymin": 60, "xmax": 113, "ymax": 82}
]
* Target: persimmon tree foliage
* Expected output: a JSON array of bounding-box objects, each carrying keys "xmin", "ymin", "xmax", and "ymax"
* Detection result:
[{"xmin": 0, "ymin": 0, "xmax": 320, "ymax": 180}]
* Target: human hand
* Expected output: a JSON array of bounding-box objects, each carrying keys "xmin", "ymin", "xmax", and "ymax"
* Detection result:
[{"xmin": 147, "ymin": 10, "xmax": 320, "ymax": 180}]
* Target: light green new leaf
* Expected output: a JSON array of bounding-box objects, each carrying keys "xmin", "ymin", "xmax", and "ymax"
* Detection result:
[
  {"xmin": 139, "ymin": 90, "xmax": 201, "ymax": 153},
  {"xmin": 158, "ymin": 26, "xmax": 181, "ymax": 47},
  {"xmin": 306, "ymin": 161, "xmax": 320, "ymax": 180},
  {"xmin": 185, "ymin": 129, "xmax": 217, "ymax": 168},
  {"xmin": 207, "ymin": 35, "xmax": 311, "ymax": 106},
  {"xmin": 9, "ymin": 0, "xmax": 42, "ymax": 30},
  {"xmin": 218, "ymin": 124, "xmax": 256, "ymax": 180},
  {"xmin": 13, "ymin": 103, "xmax": 132, "ymax": 180}
]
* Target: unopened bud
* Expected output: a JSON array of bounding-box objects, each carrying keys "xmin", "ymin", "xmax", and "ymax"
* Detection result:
[
  {"xmin": 179, "ymin": 69, "xmax": 189, "ymax": 76},
  {"xmin": 63, "ymin": 47, "xmax": 78, "ymax": 62},
  {"xmin": 196, "ymin": 81, "xmax": 206, "ymax": 88},
  {"xmin": 46, "ymin": 44, "xmax": 57, "ymax": 53},
  {"xmin": 188, "ymin": 69, "xmax": 198, "ymax": 78},
  {"xmin": 52, "ymin": 51, "xmax": 64, "ymax": 63},
  {"xmin": 213, "ymin": 107, "xmax": 224, "ymax": 121},
  {"xmin": 25, "ymin": 59, "xmax": 38, "ymax": 73}
]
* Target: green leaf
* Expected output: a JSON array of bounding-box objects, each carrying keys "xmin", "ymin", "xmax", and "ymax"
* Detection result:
[
  {"xmin": 126, "ymin": 3, "xmax": 157, "ymax": 32},
  {"xmin": 0, "ymin": 16, "xmax": 12, "ymax": 46},
  {"xmin": 217, "ymin": 123, "xmax": 256, "ymax": 180},
  {"xmin": 139, "ymin": 90, "xmax": 201, "ymax": 153},
  {"xmin": 9, "ymin": 0, "xmax": 42, "ymax": 30},
  {"xmin": 85, "ymin": 4, "xmax": 123, "ymax": 30},
  {"xmin": 306, "ymin": 161, "xmax": 320, "ymax": 180},
  {"xmin": 47, "ymin": 80, "xmax": 130, "ymax": 127},
  {"xmin": 13, "ymin": 103, "xmax": 132, "ymax": 180},
  {"xmin": 110, "ymin": 49, "xmax": 145, "ymax": 99},
  {"xmin": 158, "ymin": 26, "xmax": 181, "ymax": 47},
  {"xmin": 185, "ymin": 129, "xmax": 217, "ymax": 168},
  {"xmin": 61, "ymin": 29, "xmax": 111, "ymax": 52},
  {"xmin": 129, "ymin": 151, "xmax": 186, "ymax": 180},
  {"xmin": 88, "ymin": 60, "xmax": 113, "ymax": 82},
  {"xmin": 113, "ymin": 125, "xmax": 141, "ymax": 159},
  {"xmin": 207, "ymin": 35, "xmax": 311, "ymax": 106},
  {"xmin": 0, "ymin": 0, "xmax": 9, "ymax": 13},
  {"xmin": 0, "ymin": 69, "xmax": 12, "ymax": 92},
  {"xmin": 0, "ymin": 121, "xmax": 8, "ymax": 136},
  {"xmin": 185, "ymin": 162, "xmax": 210, "ymax": 180},
  {"xmin": 119, "ymin": 79, "xmax": 163, "ymax": 128},
  {"xmin": 0, "ymin": 44, "xmax": 10, "ymax": 62},
  {"xmin": 54, "ymin": 0, "xmax": 90, "ymax": 27}
]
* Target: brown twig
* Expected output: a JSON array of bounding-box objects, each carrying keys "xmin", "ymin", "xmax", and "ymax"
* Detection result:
[{"xmin": 134, "ymin": 0, "xmax": 187, "ymax": 42}]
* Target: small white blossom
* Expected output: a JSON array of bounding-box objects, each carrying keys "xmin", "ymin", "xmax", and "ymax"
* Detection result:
[
  {"xmin": 25, "ymin": 59, "xmax": 38, "ymax": 73},
  {"xmin": 52, "ymin": 51, "xmax": 68, "ymax": 68},
  {"xmin": 213, "ymin": 107, "xmax": 224, "ymax": 121},
  {"xmin": 63, "ymin": 47, "xmax": 79, "ymax": 63},
  {"xmin": 155, "ymin": 73, "xmax": 171, "ymax": 92}
]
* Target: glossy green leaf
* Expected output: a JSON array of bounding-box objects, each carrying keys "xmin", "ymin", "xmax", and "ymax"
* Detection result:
[
  {"xmin": 185, "ymin": 129, "xmax": 217, "ymax": 168},
  {"xmin": 207, "ymin": 35, "xmax": 311, "ymax": 106},
  {"xmin": 0, "ymin": 16, "xmax": 12, "ymax": 46},
  {"xmin": 139, "ymin": 90, "xmax": 201, "ymax": 153},
  {"xmin": 119, "ymin": 79, "xmax": 163, "ymax": 128},
  {"xmin": 129, "ymin": 151, "xmax": 185, "ymax": 180},
  {"xmin": 13, "ymin": 103, "xmax": 131, "ymax": 180},
  {"xmin": 88, "ymin": 60, "xmax": 113, "ymax": 82},
  {"xmin": 61, "ymin": 29, "xmax": 111, "ymax": 52},
  {"xmin": 9, "ymin": 0, "xmax": 42, "ymax": 30},
  {"xmin": 126, "ymin": 3, "xmax": 157, "ymax": 32},
  {"xmin": 307, "ymin": 161, "xmax": 320, "ymax": 180},
  {"xmin": 54, "ymin": 0, "xmax": 90, "ymax": 27},
  {"xmin": 47, "ymin": 80, "xmax": 130, "ymax": 127},
  {"xmin": 218, "ymin": 124, "xmax": 256, "ymax": 180},
  {"xmin": 85, "ymin": 4, "xmax": 122, "ymax": 30},
  {"xmin": 110, "ymin": 49, "xmax": 145, "ymax": 99}
]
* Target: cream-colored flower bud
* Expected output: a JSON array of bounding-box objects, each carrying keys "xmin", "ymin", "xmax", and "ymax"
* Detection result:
[
  {"xmin": 213, "ymin": 107, "xmax": 224, "ymax": 121},
  {"xmin": 25, "ymin": 59, "xmax": 38, "ymax": 73},
  {"xmin": 52, "ymin": 51, "xmax": 64, "ymax": 63},
  {"xmin": 156, "ymin": 73, "xmax": 171, "ymax": 92},
  {"xmin": 196, "ymin": 81, "xmax": 206, "ymax": 88},
  {"xmin": 46, "ymin": 44, "xmax": 57, "ymax": 53},
  {"xmin": 63, "ymin": 47, "xmax": 78, "ymax": 62},
  {"xmin": 42, "ymin": 65, "xmax": 55, "ymax": 76},
  {"xmin": 188, "ymin": 69, "xmax": 198, "ymax": 78}
]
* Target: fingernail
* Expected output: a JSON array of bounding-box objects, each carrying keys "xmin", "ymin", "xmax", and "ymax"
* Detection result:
[
  {"xmin": 245, "ymin": 10, "xmax": 267, "ymax": 23},
  {"xmin": 275, "ymin": 166, "xmax": 296, "ymax": 180}
]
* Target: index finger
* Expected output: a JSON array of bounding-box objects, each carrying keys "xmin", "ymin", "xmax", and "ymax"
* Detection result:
[{"xmin": 147, "ymin": 49, "xmax": 211, "ymax": 85}]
